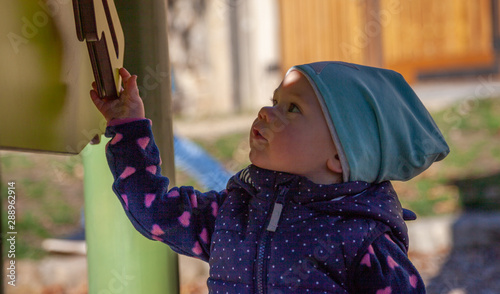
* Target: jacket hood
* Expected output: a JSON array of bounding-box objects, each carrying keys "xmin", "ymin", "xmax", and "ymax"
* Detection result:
[
  {"xmin": 291, "ymin": 61, "xmax": 450, "ymax": 183},
  {"xmin": 230, "ymin": 165, "xmax": 412, "ymax": 249}
]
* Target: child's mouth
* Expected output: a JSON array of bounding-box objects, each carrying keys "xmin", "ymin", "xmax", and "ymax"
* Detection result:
[{"xmin": 252, "ymin": 127, "xmax": 267, "ymax": 141}]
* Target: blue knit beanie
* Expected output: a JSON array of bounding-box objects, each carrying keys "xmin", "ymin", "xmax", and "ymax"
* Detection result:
[{"xmin": 291, "ymin": 61, "xmax": 449, "ymax": 183}]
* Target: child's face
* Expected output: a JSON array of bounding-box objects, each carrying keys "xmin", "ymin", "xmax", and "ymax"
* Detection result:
[{"xmin": 249, "ymin": 70, "xmax": 342, "ymax": 184}]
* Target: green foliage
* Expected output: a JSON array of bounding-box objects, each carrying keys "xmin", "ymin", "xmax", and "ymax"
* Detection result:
[
  {"xmin": 0, "ymin": 153, "xmax": 34, "ymax": 170},
  {"xmin": 20, "ymin": 178, "xmax": 49, "ymax": 199},
  {"xmin": 195, "ymin": 132, "xmax": 249, "ymax": 164},
  {"xmin": 395, "ymin": 97, "xmax": 500, "ymax": 216},
  {"xmin": 1, "ymin": 152, "xmax": 83, "ymax": 260},
  {"xmin": 433, "ymin": 98, "xmax": 500, "ymax": 135},
  {"xmin": 1, "ymin": 211, "xmax": 49, "ymax": 259},
  {"xmin": 45, "ymin": 199, "xmax": 77, "ymax": 225}
]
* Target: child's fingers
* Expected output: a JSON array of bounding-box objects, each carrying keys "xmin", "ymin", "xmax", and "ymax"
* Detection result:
[
  {"xmin": 90, "ymin": 89, "xmax": 103, "ymax": 107},
  {"xmin": 120, "ymin": 67, "xmax": 132, "ymax": 83},
  {"xmin": 125, "ymin": 75, "xmax": 138, "ymax": 94},
  {"xmin": 120, "ymin": 67, "xmax": 131, "ymax": 76}
]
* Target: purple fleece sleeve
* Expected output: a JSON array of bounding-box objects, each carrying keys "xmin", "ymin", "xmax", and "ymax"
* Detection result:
[
  {"xmin": 107, "ymin": 117, "xmax": 145, "ymax": 126},
  {"xmin": 104, "ymin": 119, "xmax": 227, "ymax": 262},
  {"xmin": 351, "ymin": 233, "xmax": 425, "ymax": 293}
]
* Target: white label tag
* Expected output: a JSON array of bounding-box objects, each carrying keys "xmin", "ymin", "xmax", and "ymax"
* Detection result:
[{"xmin": 267, "ymin": 203, "xmax": 283, "ymax": 232}]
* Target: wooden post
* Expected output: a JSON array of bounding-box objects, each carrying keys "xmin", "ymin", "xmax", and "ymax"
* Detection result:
[
  {"xmin": 116, "ymin": 0, "xmax": 179, "ymax": 291},
  {"xmin": 115, "ymin": 0, "xmax": 176, "ymax": 187},
  {"xmin": 83, "ymin": 0, "xmax": 179, "ymax": 293}
]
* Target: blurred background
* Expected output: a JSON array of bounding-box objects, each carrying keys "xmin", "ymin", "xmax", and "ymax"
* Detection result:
[{"xmin": 1, "ymin": 0, "xmax": 500, "ymax": 293}]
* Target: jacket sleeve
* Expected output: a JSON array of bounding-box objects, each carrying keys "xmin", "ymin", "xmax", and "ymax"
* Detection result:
[
  {"xmin": 350, "ymin": 233, "xmax": 426, "ymax": 293},
  {"xmin": 104, "ymin": 119, "xmax": 227, "ymax": 262}
]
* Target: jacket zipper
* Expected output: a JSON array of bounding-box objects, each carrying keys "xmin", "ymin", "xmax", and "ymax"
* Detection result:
[{"xmin": 256, "ymin": 185, "xmax": 289, "ymax": 294}]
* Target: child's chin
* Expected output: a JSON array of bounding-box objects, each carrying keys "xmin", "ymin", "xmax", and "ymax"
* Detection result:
[{"xmin": 249, "ymin": 159, "xmax": 271, "ymax": 171}]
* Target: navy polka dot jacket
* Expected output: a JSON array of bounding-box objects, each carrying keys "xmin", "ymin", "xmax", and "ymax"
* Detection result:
[{"xmin": 105, "ymin": 119, "xmax": 425, "ymax": 293}]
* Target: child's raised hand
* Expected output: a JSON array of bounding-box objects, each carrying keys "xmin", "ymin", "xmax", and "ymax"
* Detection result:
[{"xmin": 90, "ymin": 68, "xmax": 145, "ymax": 122}]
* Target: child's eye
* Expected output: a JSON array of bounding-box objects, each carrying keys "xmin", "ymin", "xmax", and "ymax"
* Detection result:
[
  {"xmin": 288, "ymin": 103, "xmax": 300, "ymax": 113},
  {"xmin": 270, "ymin": 98, "xmax": 300, "ymax": 113}
]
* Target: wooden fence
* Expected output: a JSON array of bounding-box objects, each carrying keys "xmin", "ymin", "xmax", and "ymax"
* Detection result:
[{"xmin": 278, "ymin": 0, "xmax": 496, "ymax": 83}]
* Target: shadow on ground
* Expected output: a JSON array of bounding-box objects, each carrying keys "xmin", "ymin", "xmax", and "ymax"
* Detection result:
[{"xmin": 426, "ymin": 172, "xmax": 500, "ymax": 294}]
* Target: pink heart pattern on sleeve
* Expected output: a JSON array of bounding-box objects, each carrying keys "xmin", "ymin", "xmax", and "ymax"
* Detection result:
[
  {"xmin": 105, "ymin": 119, "xmax": 223, "ymax": 264},
  {"xmin": 144, "ymin": 194, "xmax": 156, "ymax": 208},
  {"xmin": 119, "ymin": 167, "xmax": 136, "ymax": 179},
  {"xmin": 356, "ymin": 233, "xmax": 421, "ymax": 292},
  {"xmin": 137, "ymin": 137, "xmax": 150, "ymax": 150}
]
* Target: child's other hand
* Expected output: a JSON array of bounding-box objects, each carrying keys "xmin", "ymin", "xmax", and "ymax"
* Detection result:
[{"xmin": 90, "ymin": 68, "xmax": 146, "ymax": 123}]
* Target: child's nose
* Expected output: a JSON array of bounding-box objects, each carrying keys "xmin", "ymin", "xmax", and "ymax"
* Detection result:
[{"xmin": 258, "ymin": 106, "xmax": 275, "ymax": 122}]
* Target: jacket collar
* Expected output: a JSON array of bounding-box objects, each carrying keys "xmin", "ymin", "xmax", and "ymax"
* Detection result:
[
  {"xmin": 232, "ymin": 165, "xmax": 372, "ymax": 202},
  {"xmin": 231, "ymin": 165, "xmax": 295, "ymax": 200}
]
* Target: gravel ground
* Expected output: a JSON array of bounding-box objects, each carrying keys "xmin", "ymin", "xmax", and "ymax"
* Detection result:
[
  {"xmin": 424, "ymin": 247, "xmax": 500, "ymax": 294},
  {"xmin": 409, "ymin": 213, "xmax": 500, "ymax": 294}
]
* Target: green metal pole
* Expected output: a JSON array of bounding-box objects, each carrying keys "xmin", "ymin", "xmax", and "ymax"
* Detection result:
[{"xmin": 83, "ymin": 138, "xmax": 178, "ymax": 294}]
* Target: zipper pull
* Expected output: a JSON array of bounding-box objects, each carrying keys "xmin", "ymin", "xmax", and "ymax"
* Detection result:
[{"xmin": 267, "ymin": 186, "xmax": 289, "ymax": 232}]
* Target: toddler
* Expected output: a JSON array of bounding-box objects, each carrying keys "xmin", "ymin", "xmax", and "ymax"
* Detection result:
[{"xmin": 90, "ymin": 61, "xmax": 449, "ymax": 293}]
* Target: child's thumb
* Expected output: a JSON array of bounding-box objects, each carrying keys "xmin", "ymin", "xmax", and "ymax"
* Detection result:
[{"xmin": 126, "ymin": 75, "xmax": 140, "ymax": 97}]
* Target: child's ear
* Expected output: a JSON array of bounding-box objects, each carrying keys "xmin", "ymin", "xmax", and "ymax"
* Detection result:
[{"xmin": 326, "ymin": 154, "xmax": 343, "ymax": 174}]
